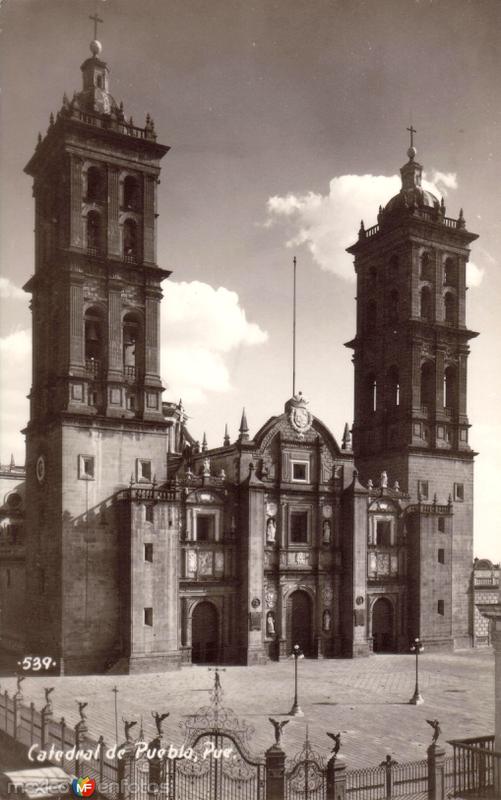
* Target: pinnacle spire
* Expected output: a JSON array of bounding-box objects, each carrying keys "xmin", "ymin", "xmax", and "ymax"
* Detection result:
[
  {"xmin": 223, "ymin": 424, "xmax": 230, "ymax": 447},
  {"xmin": 341, "ymin": 423, "xmax": 352, "ymax": 451},
  {"xmin": 202, "ymin": 432, "xmax": 208, "ymax": 452},
  {"xmin": 239, "ymin": 408, "xmax": 249, "ymax": 441}
]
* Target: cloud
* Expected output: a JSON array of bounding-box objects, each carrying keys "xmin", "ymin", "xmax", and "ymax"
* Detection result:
[
  {"xmin": 425, "ymin": 170, "xmax": 458, "ymax": 194},
  {"xmin": 267, "ymin": 174, "xmax": 400, "ymax": 281},
  {"xmin": 266, "ymin": 169, "xmax": 489, "ymax": 285},
  {"xmin": 0, "ymin": 277, "xmax": 25, "ymax": 300},
  {"xmin": 0, "ymin": 330, "xmax": 31, "ymax": 463},
  {"xmin": 466, "ymin": 261, "xmax": 484, "ymax": 288},
  {"xmin": 161, "ymin": 280, "xmax": 268, "ymax": 404}
]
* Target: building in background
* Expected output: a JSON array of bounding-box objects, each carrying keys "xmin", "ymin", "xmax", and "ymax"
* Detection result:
[
  {"xmin": 0, "ymin": 38, "xmax": 481, "ymax": 673},
  {"xmin": 473, "ymin": 559, "xmax": 500, "ymax": 646}
]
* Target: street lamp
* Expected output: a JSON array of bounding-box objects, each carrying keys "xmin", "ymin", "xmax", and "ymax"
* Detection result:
[
  {"xmin": 409, "ymin": 637, "xmax": 424, "ymax": 705},
  {"xmin": 288, "ymin": 644, "xmax": 304, "ymax": 716}
]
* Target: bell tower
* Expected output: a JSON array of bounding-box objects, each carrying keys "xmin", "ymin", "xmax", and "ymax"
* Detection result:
[
  {"xmin": 22, "ymin": 31, "xmax": 172, "ymax": 672},
  {"xmin": 346, "ymin": 131, "xmax": 478, "ymax": 648}
]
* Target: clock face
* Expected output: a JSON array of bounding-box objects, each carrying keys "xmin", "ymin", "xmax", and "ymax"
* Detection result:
[{"xmin": 36, "ymin": 454, "xmax": 46, "ymax": 484}]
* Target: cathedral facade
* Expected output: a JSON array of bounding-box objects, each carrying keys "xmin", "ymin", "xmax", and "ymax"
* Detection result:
[{"xmin": 0, "ymin": 39, "xmax": 478, "ymax": 673}]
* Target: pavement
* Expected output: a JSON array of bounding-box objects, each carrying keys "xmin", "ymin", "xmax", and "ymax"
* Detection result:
[{"xmin": 0, "ymin": 649, "xmax": 494, "ymax": 770}]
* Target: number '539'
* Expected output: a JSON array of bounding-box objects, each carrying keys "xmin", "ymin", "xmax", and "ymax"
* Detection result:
[{"xmin": 20, "ymin": 656, "xmax": 55, "ymax": 671}]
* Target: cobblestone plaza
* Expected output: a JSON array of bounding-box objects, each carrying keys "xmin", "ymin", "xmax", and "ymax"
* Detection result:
[{"xmin": 1, "ymin": 650, "xmax": 493, "ymax": 769}]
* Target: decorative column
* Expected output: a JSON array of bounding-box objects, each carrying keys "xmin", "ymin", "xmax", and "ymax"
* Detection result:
[
  {"xmin": 326, "ymin": 756, "xmax": 346, "ymax": 800},
  {"xmin": 69, "ymin": 155, "xmax": 83, "ymax": 248},
  {"xmin": 148, "ymin": 713, "xmax": 169, "ymax": 797},
  {"xmin": 427, "ymin": 743, "xmax": 446, "ymax": 800},
  {"xmin": 41, "ymin": 690, "xmax": 54, "ymax": 749},
  {"xmin": 117, "ymin": 740, "xmax": 137, "ymax": 800},
  {"xmin": 143, "ymin": 175, "xmax": 156, "ymax": 265},
  {"xmin": 69, "ymin": 279, "xmax": 85, "ymax": 370},
  {"xmin": 74, "ymin": 713, "xmax": 89, "ymax": 779},
  {"xmin": 144, "ymin": 291, "xmax": 161, "ymax": 382},
  {"xmin": 108, "ymin": 284, "xmax": 123, "ymax": 375},
  {"xmin": 435, "ymin": 348, "xmax": 445, "ymax": 413},
  {"xmin": 265, "ymin": 744, "xmax": 286, "ymax": 800},
  {"xmin": 107, "ymin": 166, "xmax": 120, "ymax": 256},
  {"xmin": 13, "ymin": 678, "xmax": 24, "ymax": 742}
]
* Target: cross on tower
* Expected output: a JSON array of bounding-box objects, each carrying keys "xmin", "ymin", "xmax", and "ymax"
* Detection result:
[
  {"xmin": 406, "ymin": 124, "xmax": 417, "ymax": 149},
  {"xmin": 89, "ymin": 12, "xmax": 104, "ymax": 40}
]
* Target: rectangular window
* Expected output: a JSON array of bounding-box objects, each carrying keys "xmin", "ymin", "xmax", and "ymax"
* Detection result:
[
  {"xmin": 418, "ymin": 480, "xmax": 429, "ymax": 500},
  {"xmin": 376, "ymin": 520, "xmax": 392, "ymax": 547},
  {"xmin": 137, "ymin": 459, "xmax": 152, "ymax": 482},
  {"xmin": 144, "ymin": 607, "xmax": 153, "ymax": 627},
  {"xmin": 127, "ymin": 395, "xmax": 136, "ymax": 411},
  {"xmin": 438, "ymin": 548, "xmax": 445, "ymax": 564},
  {"xmin": 145, "ymin": 505, "xmax": 154, "ymax": 523},
  {"xmin": 196, "ymin": 514, "xmax": 214, "ymax": 542},
  {"xmin": 454, "ymin": 483, "xmax": 464, "ymax": 502},
  {"xmin": 88, "ymin": 390, "xmax": 98, "ymax": 407},
  {"xmin": 438, "ymin": 517, "xmax": 445, "ymax": 533},
  {"xmin": 78, "ymin": 454, "xmax": 95, "ymax": 480},
  {"xmin": 290, "ymin": 511, "xmax": 308, "ymax": 544},
  {"xmin": 144, "ymin": 543, "xmax": 153, "ymax": 562},
  {"xmin": 291, "ymin": 461, "xmax": 309, "ymax": 482},
  {"xmin": 437, "ymin": 599, "xmax": 444, "ymax": 616}
]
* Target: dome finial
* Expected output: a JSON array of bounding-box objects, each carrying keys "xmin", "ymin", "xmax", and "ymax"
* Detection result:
[
  {"xmin": 89, "ymin": 12, "xmax": 104, "ymax": 56},
  {"xmin": 406, "ymin": 124, "xmax": 417, "ymax": 160}
]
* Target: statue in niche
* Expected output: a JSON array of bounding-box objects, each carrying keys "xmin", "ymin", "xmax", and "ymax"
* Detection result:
[
  {"xmin": 123, "ymin": 337, "xmax": 136, "ymax": 367},
  {"xmin": 380, "ymin": 471, "xmax": 388, "ymax": 488},
  {"xmin": 322, "ymin": 519, "xmax": 331, "ymax": 544},
  {"xmin": 203, "ymin": 458, "xmax": 211, "ymax": 477},
  {"xmin": 187, "ymin": 551, "xmax": 197, "ymax": 574},
  {"xmin": 323, "ymin": 609, "xmax": 331, "ymax": 632},
  {"xmin": 266, "ymin": 611, "xmax": 276, "ymax": 636},
  {"xmin": 266, "ymin": 517, "xmax": 276, "ymax": 543}
]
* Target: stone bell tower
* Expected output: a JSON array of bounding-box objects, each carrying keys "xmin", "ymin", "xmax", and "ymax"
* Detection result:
[
  {"xmin": 22, "ymin": 30, "xmax": 172, "ymax": 672},
  {"xmin": 346, "ymin": 130, "xmax": 478, "ymax": 648}
]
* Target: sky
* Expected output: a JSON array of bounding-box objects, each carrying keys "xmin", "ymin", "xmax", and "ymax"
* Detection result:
[{"xmin": 1, "ymin": 0, "xmax": 500, "ymax": 560}]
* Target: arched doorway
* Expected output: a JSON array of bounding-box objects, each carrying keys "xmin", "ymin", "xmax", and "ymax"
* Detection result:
[
  {"xmin": 372, "ymin": 598, "xmax": 394, "ymax": 653},
  {"xmin": 192, "ymin": 602, "xmax": 218, "ymax": 664},
  {"xmin": 287, "ymin": 590, "xmax": 313, "ymax": 656}
]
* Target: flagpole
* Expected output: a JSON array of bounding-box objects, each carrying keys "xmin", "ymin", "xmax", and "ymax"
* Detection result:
[{"xmin": 292, "ymin": 256, "xmax": 297, "ymax": 397}]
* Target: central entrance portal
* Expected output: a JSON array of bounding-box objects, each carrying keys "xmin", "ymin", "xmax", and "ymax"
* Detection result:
[
  {"xmin": 192, "ymin": 601, "xmax": 218, "ymax": 664},
  {"xmin": 372, "ymin": 597, "xmax": 394, "ymax": 652},
  {"xmin": 287, "ymin": 590, "xmax": 313, "ymax": 656}
]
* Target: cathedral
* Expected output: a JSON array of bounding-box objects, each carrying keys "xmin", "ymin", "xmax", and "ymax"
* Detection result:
[{"xmin": 0, "ymin": 35, "xmax": 479, "ymax": 674}]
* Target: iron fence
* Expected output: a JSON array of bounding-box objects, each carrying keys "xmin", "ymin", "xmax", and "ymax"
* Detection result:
[
  {"xmin": 346, "ymin": 758, "xmax": 428, "ymax": 800},
  {"xmin": 346, "ymin": 765, "xmax": 386, "ymax": 799},
  {"xmin": 2, "ymin": 683, "xmax": 498, "ymax": 800}
]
